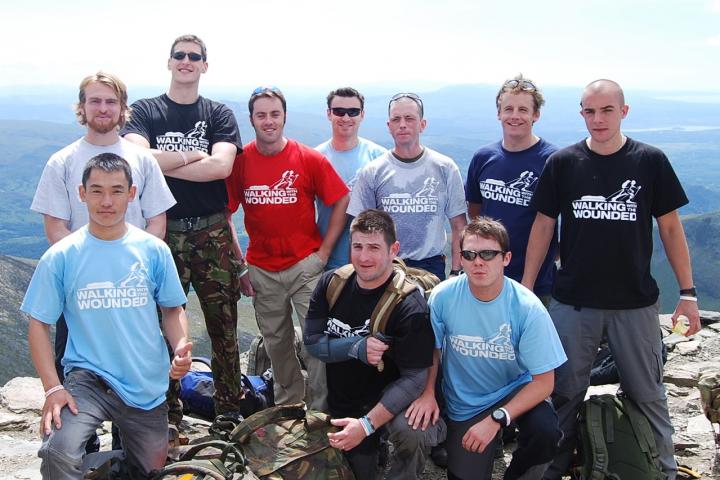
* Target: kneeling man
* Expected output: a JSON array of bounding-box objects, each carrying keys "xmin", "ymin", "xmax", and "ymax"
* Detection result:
[
  {"xmin": 22, "ymin": 153, "xmax": 191, "ymax": 478},
  {"xmin": 406, "ymin": 217, "xmax": 566, "ymax": 480},
  {"xmin": 304, "ymin": 209, "xmax": 444, "ymax": 480}
]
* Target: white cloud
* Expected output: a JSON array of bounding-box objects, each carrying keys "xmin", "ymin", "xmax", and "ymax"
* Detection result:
[
  {"xmin": 711, "ymin": 0, "xmax": 720, "ymax": 11},
  {"xmin": 707, "ymin": 35, "xmax": 720, "ymax": 46}
]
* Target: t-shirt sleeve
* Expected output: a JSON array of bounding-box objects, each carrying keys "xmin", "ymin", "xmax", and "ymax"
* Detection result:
[
  {"xmin": 31, "ymin": 158, "xmax": 72, "ymax": 220},
  {"xmin": 121, "ymin": 100, "xmax": 152, "ymax": 141},
  {"xmin": 211, "ymin": 104, "xmax": 243, "ymax": 152},
  {"xmin": 153, "ymin": 243, "xmax": 187, "ymax": 308},
  {"xmin": 386, "ymin": 291, "xmax": 434, "ymax": 369},
  {"xmin": 465, "ymin": 152, "xmax": 484, "ymax": 204},
  {"xmin": 346, "ymin": 165, "xmax": 376, "ymax": 217},
  {"xmin": 138, "ymin": 153, "xmax": 176, "ymax": 219},
  {"xmin": 651, "ymin": 154, "xmax": 689, "ymax": 218},
  {"xmin": 516, "ymin": 302, "xmax": 567, "ymax": 375},
  {"xmin": 428, "ymin": 289, "xmax": 446, "ymax": 350},
  {"xmin": 20, "ymin": 254, "xmax": 64, "ymax": 324},
  {"xmin": 312, "ymin": 153, "xmax": 350, "ymax": 206},
  {"xmin": 225, "ymin": 154, "xmax": 244, "ymax": 213},
  {"xmin": 530, "ymin": 154, "xmax": 561, "ymax": 218},
  {"xmin": 446, "ymin": 162, "xmax": 468, "ymax": 218}
]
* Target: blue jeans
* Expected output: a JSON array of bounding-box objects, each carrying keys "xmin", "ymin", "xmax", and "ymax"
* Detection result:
[
  {"xmin": 39, "ymin": 369, "xmax": 169, "ymax": 479},
  {"xmin": 404, "ymin": 255, "xmax": 446, "ymax": 281}
]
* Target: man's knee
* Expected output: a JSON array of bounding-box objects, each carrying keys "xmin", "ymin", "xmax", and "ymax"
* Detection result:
[
  {"xmin": 387, "ymin": 412, "xmax": 446, "ymax": 453},
  {"xmin": 39, "ymin": 431, "xmax": 84, "ymax": 475}
]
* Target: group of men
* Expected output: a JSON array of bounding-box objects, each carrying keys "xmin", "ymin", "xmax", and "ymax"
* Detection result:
[{"xmin": 21, "ymin": 32, "xmax": 699, "ymax": 480}]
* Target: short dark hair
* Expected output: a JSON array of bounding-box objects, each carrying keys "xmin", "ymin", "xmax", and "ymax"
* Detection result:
[
  {"xmin": 248, "ymin": 87, "xmax": 287, "ymax": 116},
  {"xmin": 581, "ymin": 79, "xmax": 625, "ymax": 107},
  {"xmin": 170, "ymin": 34, "xmax": 207, "ymax": 61},
  {"xmin": 82, "ymin": 153, "xmax": 133, "ymax": 188},
  {"xmin": 326, "ymin": 87, "xmax": 365, "ymax": 110},
  {"xmin": 350, "ymin": 209, "xmax": 397, "ymax": 247},
  {"xmin": 460, "ymin": 216, "xmax": 510, "ymax": 252}
]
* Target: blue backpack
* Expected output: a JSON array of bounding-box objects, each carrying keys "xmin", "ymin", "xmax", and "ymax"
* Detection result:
[{"xmin": 180, "ymin": 357, "xmax": 274, "ymax": 420}]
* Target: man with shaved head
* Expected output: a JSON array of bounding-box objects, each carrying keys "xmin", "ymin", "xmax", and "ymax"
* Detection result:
[{"xmin": 523, "ymin": 79, "xmax": 698, "ymax": 479}]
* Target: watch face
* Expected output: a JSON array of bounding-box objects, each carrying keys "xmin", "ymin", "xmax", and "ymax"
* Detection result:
[{"xmin": 492, "ymin": 409, "xmax": 505, "ymax": 423}]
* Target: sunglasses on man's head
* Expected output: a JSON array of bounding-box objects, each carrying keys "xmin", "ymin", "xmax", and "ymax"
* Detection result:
[
  {"xmin": 171, "ymin": 51, "xmax": 204, "ymax": 62},
  {"xmin": 460, "ymin": 249, "xmax": 506, "ymax": 261},
  {"xmin": 251, "ymin": 86, "xmax": 283, "ymax": 97},
  {"xmin": 503, "ymin": 79, "xmax": 537, "ymax": 91},
  {"xmin": 389, "ymin": 92, "xmax": 424, "ymax": 116},
  {"xmin": 330, "ymin": 107, "xmax": 362, "ymax": 117}
]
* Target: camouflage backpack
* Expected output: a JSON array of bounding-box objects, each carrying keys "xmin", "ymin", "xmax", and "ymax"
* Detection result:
[{"xmin": 163, "ymin": 404, "xmax": 354, "ymax": 479}]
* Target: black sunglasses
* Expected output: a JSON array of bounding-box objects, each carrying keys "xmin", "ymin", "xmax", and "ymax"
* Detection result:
[
  {"xmin": 389, "ymin": 92, "xmax": 424, "ymax": 116},
  {"xmin": 330, "ymin": 107, "xmax": 362, "ymax": 117},
  {"xmin": 461, "ymin": 249, "xmax": 506, "ymax": 261},
  {"xmin": 171, "ymin": 51, "xmax": 204, "ymax": 62},
  {"xmin": 503, "ymin": 79, "xmax": 537, "ymax": 91}
]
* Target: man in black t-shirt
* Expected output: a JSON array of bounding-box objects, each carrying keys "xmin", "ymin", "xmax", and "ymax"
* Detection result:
[
  {"xmin": 123, "ymin": 34, "xmax": 249, "ymax": 425},
  {"xmin": 305, "ymin": 209, "xmax": 445, "ymax": 480},
  {"xmin": 522, "ymin": 79, "xmax": 699, "ymax": 480}
]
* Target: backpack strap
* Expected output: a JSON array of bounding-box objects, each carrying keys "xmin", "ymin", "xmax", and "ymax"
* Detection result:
[
  {"xmin": 149, "ymin": 459, "xmax": 237, "ymax": 480},
  {"xmin": 326, "ymin": 264, "xmax": 356, "ymax": 311},
  {"xmin": 229, "ymin": 404, "xmax": 307, "ymax": 444},
  {"xmin": 586, "ymin": 396, "xmax": 611, "ymax": 480}
]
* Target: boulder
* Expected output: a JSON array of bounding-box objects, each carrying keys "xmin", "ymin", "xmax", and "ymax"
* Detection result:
[{"xmin": 0, "ymin": 377, "xmax": 44, "ymax": 414}]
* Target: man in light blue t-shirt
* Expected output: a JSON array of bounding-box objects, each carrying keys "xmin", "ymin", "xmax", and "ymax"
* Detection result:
[
  {"xmin": 404, "ymin": 217, "xmax": 566, "ymax": 480},
  {"xmin": 22, "ymin": 154, "xmax": 191, "ymax": 478},
  {"xmin": 316, "ymin": 87, "xmax": 387, "ymax": 271}
]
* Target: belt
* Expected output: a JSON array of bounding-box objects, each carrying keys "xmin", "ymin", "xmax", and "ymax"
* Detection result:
[{"xmin": 167, "ymin": 211, "xmax": 226, "ymax": 232}]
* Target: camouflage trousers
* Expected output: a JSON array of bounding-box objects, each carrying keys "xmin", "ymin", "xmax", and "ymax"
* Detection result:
[{"xmin": 166, "ymin": 217, "xmax": 244, "ymax": 420}]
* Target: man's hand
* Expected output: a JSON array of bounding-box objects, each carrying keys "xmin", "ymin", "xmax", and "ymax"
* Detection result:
[
  {"xmin": 239, "ymin": 271, "xmax": 255, "ymax": 297},
  {"xmin": 462, "ymin": 416, "xmax": 500, "ymax": 453},
  {"xmin": 366, "ymin": 336, "xmax": 389, "ymax": 366},
  {"xmin": 405, "ymin": 390, "xmax": 440, "ymax": 431},
  {"xmin": 170, "ymin": 342, "xmax": 193, "ymax": 379},
  {"xmin": 41, "ymin": 389, "xmax": 78, "ymax": 436},
  {"xmin": 672, "ymin": 300, "xmax": 701, "ymax": 336},
  {"xmin": 315, "ymin": 250, "xmax": 330, "ymax": 267},
  {"xmin": 328, "ymin": 417, "xmax": 366, "ymax": 451}
]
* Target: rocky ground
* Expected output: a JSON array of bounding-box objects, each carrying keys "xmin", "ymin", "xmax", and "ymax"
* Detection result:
[{"xmin": 2, "ymin": 311, "xmax": 720, "ymax": 480}]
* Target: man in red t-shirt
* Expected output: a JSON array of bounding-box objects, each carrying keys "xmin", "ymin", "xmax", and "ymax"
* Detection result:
[{"xmin": 226, "ymin": 87, "xmax": 350, "ymax": 411}]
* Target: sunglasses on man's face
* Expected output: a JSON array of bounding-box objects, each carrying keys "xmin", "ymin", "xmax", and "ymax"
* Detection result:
[
  {"xmin": 330, "ymin": 107, "xmax": 362, "ymax": 117},
  {"xmin": 171, "ymin": 51, "xmax": 204, "ymax": 62},
  {"xmin": 460, "ymin": 249, "xmax": 506, "ymax": 261}
]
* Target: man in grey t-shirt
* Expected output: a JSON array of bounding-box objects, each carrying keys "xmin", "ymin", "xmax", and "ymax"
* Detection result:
[
  {"xmin": 348, "ymin": 93, "xmax": 467, "ymax": 280},
  {"xmin": 30, "ymin": 71, "xmax": 175, "ymax": 448}
]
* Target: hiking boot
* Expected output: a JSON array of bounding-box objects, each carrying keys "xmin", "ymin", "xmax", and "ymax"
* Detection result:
[{"xmin": 430, "ymin": 443, "xmax": 448, "ymax": 468}]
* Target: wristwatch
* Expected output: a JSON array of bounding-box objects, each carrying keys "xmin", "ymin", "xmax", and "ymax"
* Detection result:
[{"xmin": 491, "ymin": 408, "xmax": 509, "ymax": 427}]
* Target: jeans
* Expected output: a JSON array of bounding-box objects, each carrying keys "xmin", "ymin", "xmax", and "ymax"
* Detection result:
[
  {"xmin": 39, "ymin": 369, "xmax": 169, "ymax": 479},
  {"xmin": 404, "ymin": 254, "xmax": 446, "ymax": 280}
]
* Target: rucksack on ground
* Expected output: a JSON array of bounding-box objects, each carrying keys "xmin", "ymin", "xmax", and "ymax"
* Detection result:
[
  {"xmin": 325, "ymin": 258, "xmax": 440, "ymax": 336},
  {"xmin": 577, "ymin": 394, "xmax": 665, "ymax": 480},
  {"xmin": 180, "ymin": 357, "xmax": 274, "ymax": 420},
  {"xmin": 164, "ymin": 404, "xmax": 355, "ymax": 480}
]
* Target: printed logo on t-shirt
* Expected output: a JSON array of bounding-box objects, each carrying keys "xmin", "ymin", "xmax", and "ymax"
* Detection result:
[
  {"xmin": 478, "ymin": 171, "xmax": 537, "ymax": 207},
  {"xmin": 76, "ymin": 261, "xmax": 150, "ymax": 310},
  {"xmin": 244, "ymin": 170, "xmax": 299, "ymax": 205},
  {"xmin": 449, "ymin": 323, "xmax": 515, "ymax": 361},
  {"xmin": 572, "ymin": 179, "xmax": 641, "ymax": 221},
  {"xmin": 380, "ymin": 177, "xmax": 439, "ymax": 213},
  {"xmin": 155, "ymin": 121, "xmax": 210, "ymax": 152},
  {"xmin": 325, "ymin": 318, "xmax": 371, "ymax": 338}
]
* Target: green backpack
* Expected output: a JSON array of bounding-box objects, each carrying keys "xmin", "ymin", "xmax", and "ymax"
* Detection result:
[{"xmin": 577, "ymin": 394, "xmax": 665, "ymax": 480}]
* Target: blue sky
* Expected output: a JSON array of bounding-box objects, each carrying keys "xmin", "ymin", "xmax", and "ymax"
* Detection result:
[{"xmin": 3, "ymin": 0, "xmax": 720, "ymax": 92}]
